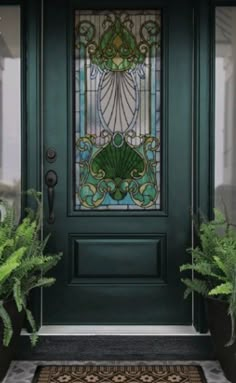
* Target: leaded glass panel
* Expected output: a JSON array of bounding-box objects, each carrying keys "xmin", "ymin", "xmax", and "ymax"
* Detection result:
[{"xmin": 74, "ymin": 10, "xmax": 161, "ymax": 210}]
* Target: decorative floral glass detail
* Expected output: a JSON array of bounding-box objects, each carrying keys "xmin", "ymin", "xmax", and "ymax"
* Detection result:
[{"xmin": 74, "ymin": 10, "xmax": 161, "ymax": 209}]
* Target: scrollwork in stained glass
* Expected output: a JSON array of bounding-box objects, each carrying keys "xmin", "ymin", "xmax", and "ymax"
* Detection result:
[{"xmin": 75, "ymin": 10, "xmax": 161, "ymax": 209}]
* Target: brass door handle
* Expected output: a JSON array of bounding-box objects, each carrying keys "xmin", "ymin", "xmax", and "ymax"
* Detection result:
[{"xmin": 45, "ymin": 170, "xmax": 58, "ymax": 224}]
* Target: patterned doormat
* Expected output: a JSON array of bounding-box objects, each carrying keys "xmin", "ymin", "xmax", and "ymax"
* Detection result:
[{"xmin": 33, "ymin": 365, "xmax": 207, "ymax": 383}]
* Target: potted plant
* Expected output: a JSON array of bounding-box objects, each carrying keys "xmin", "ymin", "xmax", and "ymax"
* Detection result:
[
  {"xmin": 0, "ymin": 190, "xmax": 62, "ymax": 381},
  {"xmin": 180, "ymin": 209, "xmax": 236, "ymax": 383}
]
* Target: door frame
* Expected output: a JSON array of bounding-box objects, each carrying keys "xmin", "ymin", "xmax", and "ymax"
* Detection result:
[{"xmin": 23, "ymin": 0, "xmax": 214, "ymax": 333}]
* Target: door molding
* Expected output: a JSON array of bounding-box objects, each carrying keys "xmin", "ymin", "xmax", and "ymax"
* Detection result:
[
  {"xmin": 24, "ymin": 0, "xmax": 213, "ymax": 333},
  {"xmin": 192, "ymin": 0, "xmax": 213, "ymax": 332}
]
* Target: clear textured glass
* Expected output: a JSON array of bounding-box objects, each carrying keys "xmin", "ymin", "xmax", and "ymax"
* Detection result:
[
  {"xmin": 74, "ymin": 10, "xmax": 161, "ymax": 210},
  {"xmin": 0, "ymin": 6, "xmax": 21, "ymax": 219},
  {"xmin": 215, "ymin": 7, "xmax": 236, "ymax": 222}
]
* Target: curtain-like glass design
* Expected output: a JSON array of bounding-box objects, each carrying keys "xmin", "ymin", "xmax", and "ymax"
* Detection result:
[{"xmin": 74, "ymin": 10, "xmax": 161, "ymax": 210}]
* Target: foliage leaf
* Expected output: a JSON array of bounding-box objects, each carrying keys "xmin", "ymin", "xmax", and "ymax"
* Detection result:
[
  {"xmin": 0, "ymin": 194, "xmax": 62, "ymax": 346},
  {"xmin": 209, "ymin": 282, "xmax": 233, "ymax": 296},
  {"xmin": 181, "ymin": 278, "xmax": 209, "ymax": 298},
  {"xmin": 180, "ymin": 208, "xmax": 236, "ymax": 346},
  {"xmin": 0, "ymin": 301, "xmax": 13, "ymax": 347}
]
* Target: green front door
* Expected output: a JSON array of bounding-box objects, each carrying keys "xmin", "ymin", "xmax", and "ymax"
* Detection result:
[{"xmin": 43, "ymin": 0, "xmax": 193, "ymax": 325}]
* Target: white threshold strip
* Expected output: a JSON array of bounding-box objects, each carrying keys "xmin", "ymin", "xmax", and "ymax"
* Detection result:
[{"xmin": 21, "ymin": 325, "xmax": 209, "ymax": 336}]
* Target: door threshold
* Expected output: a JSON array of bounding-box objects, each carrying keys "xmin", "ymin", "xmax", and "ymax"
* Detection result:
[{"xmin": 22, "ymin": 325, "xmax": 208, "ymax": 336}]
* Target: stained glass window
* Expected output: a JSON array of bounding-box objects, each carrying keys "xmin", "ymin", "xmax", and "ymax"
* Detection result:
[{"xmin": 74, "ymin": 10, "xmax": 161, "ymax": 210}]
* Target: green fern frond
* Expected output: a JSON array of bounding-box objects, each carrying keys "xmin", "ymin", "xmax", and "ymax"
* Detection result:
[
  {"xmin": 39, "ymin": 254, "xmax": 62, "ymax": 273},
  {"xmin": 0, "ymin": 240, "xmax": 14, "ymax": 260},
  {"xmin": 180, "ymin": 262, "xmax": 226, "ymax": 280},
  {"xmin": 20, "ymin": 296, "xmax": 38, "ymax": 346},
  {"xmin": 209, "ymin": 282, "xmax": 233, "ymax": 296},
  {"xmin": 180, "ymin": 263, "xmax": 192, "ymax": 272},
  {"xmin": 0, "ymin": 193, "xmax": 62, "ymax": 348},
  {"xmin": 15, "ymin": 218, "xmax": 37, "ymax": 243},
  {"xmin": 13, "ymin": 279, "xmax": 23, "ymax": 312},
  {"xmin": 29, "ymin": 332, "xmax": 38, "ymax": 347},
  {"xmin": 14, "ymin": 257, "xmax": 45, "ymax": 275},
  {"xmin": 183, "ymin": 287, "xmax": 193, "ymax": 299},
  {"xmin": 40, "ymin": 234, "xmax": 51, "ymax": 252},
  {"xmin": 180, "ymin": 207, "xmax": 236, "ymax": 348},
  {"xmin": 0, "ymin": 301, "xmax": 13, "ymax": 347},
  {"xmin": 24, "ymin": 307, "xmax": 38, "ymax": 346},
  {"xmin": 27, "ymin": 277, "xmax": 56, "ymax": 292},
  {"xmin": 0, "ymin": 247, "xmax": 26, "ymax": 284},
  {"xmin": 213, "ymin": 255, "xmax": 227, "ymax": 274},
  {"xmin": 181, "ymin": 278, "xmax": 209, "ymax": 298},
  {"xmin": 213, "ymin": 208, "xmax": 227, "ymax": 225}
]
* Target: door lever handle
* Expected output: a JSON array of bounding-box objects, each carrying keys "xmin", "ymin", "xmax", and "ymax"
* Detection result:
[{"xmin": 45, "ymin": 170, "xmax": 58, "ymax": 224}]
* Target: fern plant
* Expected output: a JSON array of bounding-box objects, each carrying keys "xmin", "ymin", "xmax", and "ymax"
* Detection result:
[
  {"xmin": 180, "ymin": 209, "xmax": 236, "ymax": 345},
  {"xmin": 0, "ymin": 190, "xmax": 62, "ymax": 347}
]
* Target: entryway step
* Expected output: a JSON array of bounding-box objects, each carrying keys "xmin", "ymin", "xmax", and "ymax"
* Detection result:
[{"xmin": 17, "ymin": 335, "xmax": 213, "ymax": 361}]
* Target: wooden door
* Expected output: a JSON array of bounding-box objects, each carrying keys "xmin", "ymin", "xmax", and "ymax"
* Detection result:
[{"xmin": 43, "ymin": 0, "xmax": 193, "ymax": 325}]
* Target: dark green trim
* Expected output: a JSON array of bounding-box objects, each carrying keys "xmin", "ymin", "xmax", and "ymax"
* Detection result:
[
  {"xmin": 24, "ymin": 0, "xmax": 42, "ymax": 328},
  {"xmin": 160, "ymin": 6, "xmax": 169, "ymax": 216},
  {"xmin": 192, "ymin": 0, "xmax": 212, "ymax": 332},
  {"xmin": 193, "ymin": 0, "xmax": 211, "ymax": 222},
  {"xmin": 0, "ymin": 1, "xmax": 21, "ymax": 4},
  {"xmin": 25, "ymin": 0, "xmax": 41, "ymax": 194},
  {"xmin": 209, "ymin": 3, "xmax": 216, "ymax": 218},
  {"xmin": 21, "ymin": 0, "xmax": 27, "ymax": 212},
  {"xmin": 70, "ymin": 0, "xmax": 178, "ymax": 8},
  {"xmin": 212, "ymin": 0, "xmax": 236, "ymax": 3},
  {"xmin": 192, "ymin": 0, "xmax": 202, "ymax": 332}
]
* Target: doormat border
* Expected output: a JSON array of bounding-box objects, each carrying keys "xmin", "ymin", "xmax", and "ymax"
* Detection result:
[{"xmin": 32, "ymin": 364, "xmax": 208, "ymax": 383}]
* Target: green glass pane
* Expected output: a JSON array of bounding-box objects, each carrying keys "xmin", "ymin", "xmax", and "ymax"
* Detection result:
[{"xmin": 74, "ymin": 10, "xmax": 161, "ymax": 210}]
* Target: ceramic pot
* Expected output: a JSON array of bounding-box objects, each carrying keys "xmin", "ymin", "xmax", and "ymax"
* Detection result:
[{"xmin": 207, "ymin": 297, "xmax": 236, "ymax": 383}]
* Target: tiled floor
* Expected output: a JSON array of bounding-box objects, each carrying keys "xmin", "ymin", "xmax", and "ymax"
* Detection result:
[{"xmin": 2, "ymin": 360, "xmax": 230, "ymax": 383}]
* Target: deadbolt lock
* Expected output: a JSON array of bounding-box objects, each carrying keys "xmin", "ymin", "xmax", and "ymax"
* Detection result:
[{"xmin": 46, "ymin": 148, "xmax": 57, "ymax": 163}]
